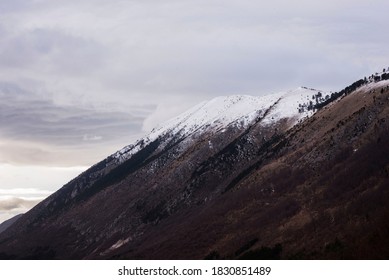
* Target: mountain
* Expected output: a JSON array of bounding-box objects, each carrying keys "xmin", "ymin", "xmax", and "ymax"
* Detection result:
[
  {"xmin": 0, "ymin": 73, "xmax": 388, "ymax": 259},
  {"xmin": 0, "ymin": 214, "xmax": 23, "ymax": 235},
  {"xmin": 113, "ymin": 87, "xmax": 318, "ymax": 164}
]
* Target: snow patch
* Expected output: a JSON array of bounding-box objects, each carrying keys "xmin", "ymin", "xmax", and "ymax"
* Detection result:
[{"xmin": 110, "ymin": 238, "xmax": 130, "ymax": 250}]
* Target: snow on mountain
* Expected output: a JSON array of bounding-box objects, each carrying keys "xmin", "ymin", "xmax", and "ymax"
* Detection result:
[
  {"xmin": 113, "ymin": 87, "xmax": 324, "ymax": 162},
  {"xmin": 361, "ymin": 78, "xmax": 389, "ymax": 92},
  {"xmin": 261, "ymin": 87, "xmax": 319, "ymax": 125}
]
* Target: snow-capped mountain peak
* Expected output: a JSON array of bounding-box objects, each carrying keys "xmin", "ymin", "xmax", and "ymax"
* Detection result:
[
  {"xmin": 113, "ymin": 87, "xmax": 325, "ymax": 162},
  {"xmin": 150, "ymin": 87, "xmax": 323, "ymax": 136}
]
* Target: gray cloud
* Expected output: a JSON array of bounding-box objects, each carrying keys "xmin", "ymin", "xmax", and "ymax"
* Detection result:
[
  {"xmin": 0, "ymin": 83, "xmax": 154, "ymax": 165},
  {"xmin": 0, "ymin": 84, "xmax": 145, "ymax": 142},
  {"xmin": 0, "ymin": 197, "xmax": 41, "ymax": 211},
  {"xmin": 0, "ymin": 0, "xmax": 32, "ymax": 13},
  {"xmin": 1, "ymin": 1, "xmax": 387, "ymax": 97},
  {"xmin": 0, "ymin": 28, "xmax": 105, "ymax": 73}
]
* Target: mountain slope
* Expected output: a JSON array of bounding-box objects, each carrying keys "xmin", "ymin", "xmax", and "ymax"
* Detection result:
[
  {"xmin": 0, "ymin": 214, "xmax": 23, "ymax": 235},
  {"xmin": 0, "ymin": 77, "xmax": 388, "ymax": 259}
]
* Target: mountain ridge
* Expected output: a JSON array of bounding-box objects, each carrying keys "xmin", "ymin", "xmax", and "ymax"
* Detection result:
[{"xmin": 113, "ymin": 87, "xmax": 323, "ymax": 164}]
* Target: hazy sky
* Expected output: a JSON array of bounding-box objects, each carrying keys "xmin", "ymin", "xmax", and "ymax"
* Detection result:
[{"xmin": 0, "ymin": 0, "xmax": 388, "ymax": 223}]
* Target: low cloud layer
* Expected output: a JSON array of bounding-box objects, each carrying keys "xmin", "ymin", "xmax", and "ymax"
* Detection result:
[
  {"xmin": 0, "ymin": 197, "xmax": 42, "ymax": 211},
  {"xmin": 0, "ymin": 197, "xmax": 42, "ymax": 225},
  {"xmin": 0, "ymin": 188, "xmax": 48, "ymax": 223},
  {"xmin": 0, "ymin": 83, "xmax": 144, "ymax": 144},
  {"xmin": 0, "ymin": 83, "xmax": 153, "ymax": 165}
]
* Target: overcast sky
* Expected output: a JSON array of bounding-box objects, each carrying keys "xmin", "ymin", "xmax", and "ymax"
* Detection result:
[{"xmin": 0, "ymin": 0, "xmax": 388, "ymax": 223}]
